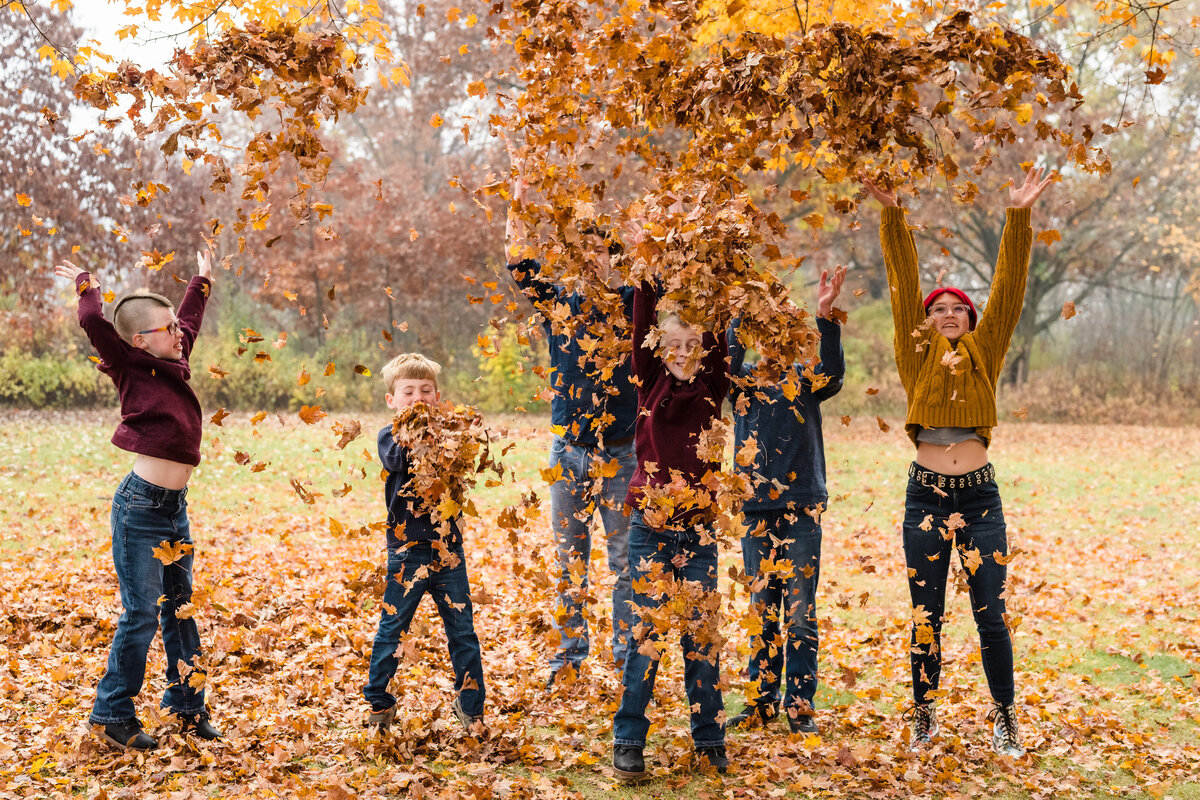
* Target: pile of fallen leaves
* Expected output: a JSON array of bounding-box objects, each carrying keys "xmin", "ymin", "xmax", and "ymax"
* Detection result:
[{"xmin": 0, "ymin": 416, "xmax": 1198, "ymax": 799}]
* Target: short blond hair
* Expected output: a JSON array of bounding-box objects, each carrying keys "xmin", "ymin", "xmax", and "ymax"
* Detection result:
[
  {"xmin": 112, "ymin": 292, "xmax": 174, "ymax": 343},
  {"xmin": 381, "ymin": 352, "xmax": 441, "ymax": 393}
]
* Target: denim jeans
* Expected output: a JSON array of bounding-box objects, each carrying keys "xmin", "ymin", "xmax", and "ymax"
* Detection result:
[
  {"xmin": 547, "ymin": 435, "xmax": 636, "ymax": 671},
  {"xmin": 363, "ymin": 541, "xmax": 485, "ymax": 716},
  {"xmin": 90, "ymin": 472, "xmax": 205, "ymax": 724},
  {"xmin": 612, "ymin": 513, "xmax": 725, "ymax": 748},
  {"xmin": 903, "ymin": 466, "xmax": 1014, "ymax": 706},
  {"xmin": 741, "ymin": 508, "xmax": 822, "ymax": 716}
]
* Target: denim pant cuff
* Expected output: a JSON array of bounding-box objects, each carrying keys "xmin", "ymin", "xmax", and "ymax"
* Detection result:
[
  {"xmin": 613, "ymin": 737, "xmax": 645, "ymax": 747},
  {"xmin": 164, "ymin": 703, "xmax": 206, "ymax": 716},
  {"xmin": 88, "ymin": 713, "xmax": 136, "ymax": 725},
  {"xmin": 693, "ymin": 738, "xmax": 725, "ymax": 748}
]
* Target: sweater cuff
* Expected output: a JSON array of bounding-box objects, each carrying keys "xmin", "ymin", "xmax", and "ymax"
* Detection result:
[
  {"xmin": 74, "ymin": 272, "xmax": 95, "ymax": 296},
  {"xmin": 1005, "ymin": 207, "xmax": 1032, "ymax": 225},
  {"xmin": 815, "ymin": 316, "xmax": 841, "ymax": 334}
]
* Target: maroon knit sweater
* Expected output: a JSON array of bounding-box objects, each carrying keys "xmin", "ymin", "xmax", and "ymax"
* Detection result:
[
  {"xmin": 75, "ymin": 273, "xmax": 212, "ymax": 466},
  {"xmin": 624, "ymin": 282, "xmax": 729, "ymax": 525}
]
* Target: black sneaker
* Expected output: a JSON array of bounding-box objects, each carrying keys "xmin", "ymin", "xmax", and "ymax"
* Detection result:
[
  {"xmin": 905, "ymin": 703, "xmax": 938, "ymax": 749},
  {"xmin": 178, "ymin": 710, "xmax": 222, "ymax": 741},
  {"xmin": 451, "ymin": 695, "xmax": 487, "ymax": 736},
  {"xmin": 367, "ymin": 704, "xmax": 396, "ymax": 731},
  {"xmin": 544, "ymin": 662, "xmax": 579, "ymax": 691},
  {"xmin": 988, "ymin": 702, "xmax": 1025, "ymax": 758},
  {"xmin": 613, "ymin": 743, "xmax": 646, "ymax": 782},
  {"xmin": 788, "ymin": 713, "xmax": 819, "ymax": 735},
  {"xmin": 728, "ymin": 703, "xmax": 776, "ymax": 729},
  {"xmin": 695, "ymin": 745, "xmax": 728, "ymax": 774},
  {"xmin": 99, "ymin": 719, "xmax": 157, "ymax": 751}
]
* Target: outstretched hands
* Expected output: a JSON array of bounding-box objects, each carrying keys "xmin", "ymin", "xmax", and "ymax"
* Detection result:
[
  {"xmin": 816, "ymin": 265, "xmax": 847, "ymax": 320},
  {"xmin": 1009, "ymin": 165, "xmax": 1054, "ymax": 209},
  {"xmin": 858, "ymin": 174, "xmax": 898, "ymax": 208},
  {"xmin": 196, "ymin": 249, "xmax": 213, "ymax": 279},
  {"xmin": 53, "ymin": 260, "xmax": 86, "ymax": 283}
]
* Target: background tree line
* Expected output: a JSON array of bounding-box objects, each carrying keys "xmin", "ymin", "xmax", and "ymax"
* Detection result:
[{"xmin": 2, "ymin": 0, "xmax": 1198, "ymax": 422}]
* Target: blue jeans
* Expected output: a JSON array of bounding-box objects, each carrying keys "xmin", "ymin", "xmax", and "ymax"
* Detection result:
[
  {"xmin": 741, "ymin": 508, "xmax": 822, "ymax": 716},
  {"xmin": 903, "ymin": 466, "xmax": 1014, "ymax": 706},
  {"xmin": 363, "ymin": 541, "xmax": 485, "ymax": 716},
  {"xmin": 90, "ymin": 472, "xmax": 205, "ymax": 724},
  {"xmin": 547, "ymin": 435, "xmax": 636, "ymax": 671},
  {"xmin": 613, "ymin": 513, "xmax": 725, "ymax": 748}
]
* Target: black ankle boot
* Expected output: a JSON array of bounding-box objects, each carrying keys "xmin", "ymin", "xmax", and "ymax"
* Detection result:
[
  {"xmin": 613, "ymin": 744, "xmax": 646, "ymax": 781},
  {"xmin": 695, "ymin": 745, "xmax": 728, "ymax": 773},
  {"xmin": 179, "ymin": 711, "xmax": 222, "ymax": 741},
  {"xmin": 100, "ymin": 719, "xmax": 157, "ymax": 751}
]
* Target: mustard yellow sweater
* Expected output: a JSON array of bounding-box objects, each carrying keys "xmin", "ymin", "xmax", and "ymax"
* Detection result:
[{"xmin": 879, "ymin": 206, "xmax": 1033, "ymax": 448}]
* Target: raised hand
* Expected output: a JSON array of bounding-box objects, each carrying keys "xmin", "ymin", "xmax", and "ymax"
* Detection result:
[
  {"xmin": 53, "ymin": 260, "xmax": 86, "ymax": 282},
  {"xmin": 1008, "ymin": 165, "xmax": 1054, "ymax": 209},
  {"xmin": 196, "ymin": 249, "xmax": 213, "ymax": 279},
  {"xmin": 859, "ymin": 174, "xmax": 899, "ymax": 208},
  {"xmin": 816, "ymin": 265, "xmax": 847, "ymax": 320}
]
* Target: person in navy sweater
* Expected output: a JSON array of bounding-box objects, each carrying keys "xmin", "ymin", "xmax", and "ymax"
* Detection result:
[
  {"xmin": 364, "ymin": 353, "xmax": 486, "ymax": 735},
  {"xmin": 726, "ymin": 267, "xmax": 846, "ymax": 736},
  {"xmin": 54, "ymin": 252, "xmax": 221, "ymax": 751},
  {"xmin": 612, "ymin": 282, "xmax": 730, "ymax": 781},
  {"xmin": 505, "ymin": 165, "xmax": 640, "ymax": 686}
]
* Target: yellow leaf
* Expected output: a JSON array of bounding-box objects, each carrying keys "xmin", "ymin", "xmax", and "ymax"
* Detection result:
[
  {"xmin": 430, "ymin": 113, "xmax": 444, "ymax": 128},
  {"xmin": 540, "ymin": 463, "xmax": 564, "ymax": 485},
  {"xmin": 1015, "ymin": 102, "xmax": 1033, "ymax": 125},
  {"xmin": 15, "ymin": 193, "xmax": 31, "ymax": 206},
  {"xmin": 152, "ymin": 541, "xmax": 193, "ymax": 565}
]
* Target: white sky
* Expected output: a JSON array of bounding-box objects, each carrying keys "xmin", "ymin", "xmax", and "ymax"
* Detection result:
[{"xmin": 70, "ymin": 0, "xmax": 177, "ymax": 69}]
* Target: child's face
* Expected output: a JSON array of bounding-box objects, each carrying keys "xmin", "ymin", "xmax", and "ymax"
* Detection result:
[
  {"xmin": 927, "ymin": 292, "xmax": 972, "ymax": 344},
  {"xmin": 133, "ymin": 306, "xmax": 183, "ymax": 360},
  {"xmin": 386, "ymin": 377, "xmax": 440, "ymax": 410},
  {"xmin": 661, "ymin": 322, "xmax": 703, "ymax": 381}
]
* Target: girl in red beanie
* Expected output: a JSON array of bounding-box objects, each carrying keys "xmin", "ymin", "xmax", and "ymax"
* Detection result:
[{"xmin": 862, "ymin": 167, "xmax": 1053, "ymax": 759}]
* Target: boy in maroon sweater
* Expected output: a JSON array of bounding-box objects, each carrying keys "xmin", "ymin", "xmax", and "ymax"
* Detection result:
[
  {"xmin": 55, "ymin": 253, "xmax": 221, "ymax": 751},
  {"xmin": 612, "ymin": 281, "xmax": 730, "ymax": 781}
]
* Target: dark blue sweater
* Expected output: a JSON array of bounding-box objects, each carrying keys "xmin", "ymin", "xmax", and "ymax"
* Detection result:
[
  {"xmin": 377, "ymin": 425, "xmax": 462, "ymax": 548},
  {"xmin": 729, "ymin": 316, "xmax": 845, "ymax": 512},
  {"xmin": 506, "ymin": 259, "xmax": 638, "ymax": 446}
]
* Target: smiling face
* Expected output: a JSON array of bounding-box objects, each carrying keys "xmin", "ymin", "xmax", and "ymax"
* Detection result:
[
  {"xmin": 660, "ymin": 317, "xmax": 704, "ymax": 381},
  {"xmin": 132, "ymin": 305, "xmax": 184, "ymax": 360},
  {"xmin": 386, "ymin": 377, "xmax": 440, "ymax": 410},
  {"xmin": 926, "ymin": 291, "xmax": 972, "ymax": 344}
]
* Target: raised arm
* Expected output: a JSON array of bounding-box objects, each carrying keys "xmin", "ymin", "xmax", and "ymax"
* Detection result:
[
  {"xmin": 974, "ymin": 167, "xmax": 1050, "ymax": 365},
  {"xmin": 377, "ymin": 425, "xmax": 410, "ymax": 477},
  {"xmin": 810, "ymin": 266, "xmax": 846, "ymax": 402},
  {"xmin": 726, "ymin": 317, "xmax": 750, "ymax": 384},
  {"xmin": 863, "ymin": 178, "xmax": 926, "ymax": 393},
  {"xmin": 700, "ymin": 324, "xmax": 730, "ymax": 401},
  {"xmin": 631, "ymin": 281, "xmax": 663, "ymax": 385},
  {"xmin": 55, "ymin": 261, "xmax": 129, "ymax": 369},
  {"xmin": 177, "ymin": 250, "xmax": 213, "ymax": 359}
]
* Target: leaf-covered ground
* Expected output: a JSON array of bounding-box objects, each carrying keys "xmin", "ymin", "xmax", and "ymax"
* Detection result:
[{"xmin": 1, "ymin": 411, "xmax": 1197, "ymax": 799}]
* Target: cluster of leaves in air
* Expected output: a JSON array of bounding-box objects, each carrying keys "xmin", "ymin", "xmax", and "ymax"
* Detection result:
[
  {"xmin": 73, "ymin": 21, "xmax": 369, "ymax": 247},
  {"xmin": 489, "ymin": 0, "xmax": 1106, "ymax": 373},
  {"xmin": 388, "ymin": 402, "xmax": 509, "ymax": 537}
]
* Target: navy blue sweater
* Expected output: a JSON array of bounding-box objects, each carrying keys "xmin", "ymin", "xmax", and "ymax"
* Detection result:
[
  {"xmin": 506, "ymin": 259, "xmax": 638, "ymax": 446},
  {"xmin": 729, "ymin": 316, "xmax": 845, "ymax": 512},
  {"xmin": 377, "ymin": 425, "xmax": 462, "ymax": 549}
]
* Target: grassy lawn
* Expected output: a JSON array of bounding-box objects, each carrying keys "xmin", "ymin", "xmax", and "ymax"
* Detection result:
[{"xmin": 0, "ymin": 411, "xmax": 1197, "ymax": 798}]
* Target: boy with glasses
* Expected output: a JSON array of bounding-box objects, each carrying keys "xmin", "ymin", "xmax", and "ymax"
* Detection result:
[{"xmin": 54, "ymin": 252, "xmax": 220, "ymax": 750}]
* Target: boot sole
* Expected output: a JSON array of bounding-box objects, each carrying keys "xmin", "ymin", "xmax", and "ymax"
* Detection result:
[
  {"xmin": 613, "ymin": 766, "xmax": 648, "ymax": 783},
  {"xmin": 100, "ymin": 732, "xmax": 157, "ymax": 751}
]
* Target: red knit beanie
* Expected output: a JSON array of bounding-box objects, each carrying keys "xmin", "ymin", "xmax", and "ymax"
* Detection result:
[{"xmin": 923, "ymin": 287, "xmax": 978, "ymax": 330}]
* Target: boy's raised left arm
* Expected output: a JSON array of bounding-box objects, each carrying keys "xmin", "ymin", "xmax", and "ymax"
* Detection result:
[
  {"xmin": 811, "ymin": 266, "xmax": 847, "ymax": 402},
  {"xmin": 54, "ymin": 260, "xmax": 128, "ymax": 368},
  {"xmin": 177, "ymin": 249, "xmax": 214, "ymax": 359}
]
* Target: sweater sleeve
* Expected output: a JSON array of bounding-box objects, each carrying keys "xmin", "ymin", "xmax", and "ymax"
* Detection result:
[
  {"xmin": 631, "ymin": 281, "xmax": 662, "ymax": 386},
  {"xmin": 973, "ymin": 207, "xmax": 1033, "ymax": 376},
  {"xmin": 506, "ymin": 258, "xmax": 560, "ymax": 320},
  {"xmin": 75, "ymin": 273, "xmax": 130, "ymax": 370},
  {"xmin": 879, "ymin": 206, "xmax": 927, "ymax": 394},
  {"xmin": 701, "ymin": 324, "xmax": 730, "ymax": 401},
  {"xmin": 377, "ymin": 425, "xmax": 410, "ymax": 477},
  {"xmin": 726, "ymin": 317, "xmax": 750, "ymax": 390},
  {"xmin": 810, "ymin": 316, "xmax": 845, "ymax": 402},
  {"xmin": 176, "ymin": 276, "xmax": 212, "ymax": 360}
]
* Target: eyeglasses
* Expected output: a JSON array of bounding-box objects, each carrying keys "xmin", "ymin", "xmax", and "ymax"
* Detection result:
[
  {"xmin": 928, "ymin": 304, "xmax": 970, "ymax": 318},
  {"xmin": 138, "ymin": 320, "xmax": 181, "ymax": 336}
]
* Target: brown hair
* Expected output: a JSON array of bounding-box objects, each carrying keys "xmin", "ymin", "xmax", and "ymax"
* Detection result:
[
  {"xmin": 112, "ymin": 292, "xmax": 174, "ymax": 343},
  {"xmin": 381, "ymin": 352, "xmax": 442, "ymax": 393}
]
